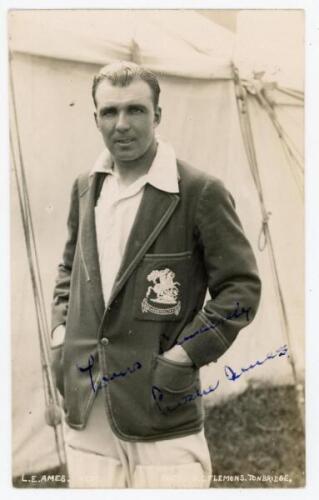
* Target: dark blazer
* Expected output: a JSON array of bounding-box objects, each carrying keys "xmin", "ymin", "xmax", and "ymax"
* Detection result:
[{"xmin": 51, "ymin": 159, "xmax": 261, "ymax": 441}]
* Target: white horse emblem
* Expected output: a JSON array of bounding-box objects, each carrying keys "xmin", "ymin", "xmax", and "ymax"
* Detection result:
[{"xmin": 141, "ymin": 268, "xmax": 181, "ymax": 316}]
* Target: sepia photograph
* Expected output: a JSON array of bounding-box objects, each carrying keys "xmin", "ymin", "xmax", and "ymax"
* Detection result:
[{"xmin": 8, "ymin": 7, "xmax": 305, "ymax": 490}]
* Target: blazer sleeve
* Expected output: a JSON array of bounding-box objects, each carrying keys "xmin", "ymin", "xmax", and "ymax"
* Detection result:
[
  {"xmin": 51, "ymin": 178, "xmax": 80, "ymax": 334},
  {"xmin": 176, "ymin": 178, "xmax": 262, "ymax": 368}
]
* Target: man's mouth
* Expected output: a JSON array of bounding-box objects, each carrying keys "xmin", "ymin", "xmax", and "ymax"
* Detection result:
[{"xmin": 115, "ymin": 138, "xmax": 135, "ymax": 144}]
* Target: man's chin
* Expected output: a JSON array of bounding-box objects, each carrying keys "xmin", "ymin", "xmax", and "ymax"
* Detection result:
[
  {"xmin": 109, "ymin": 147, "xmax": 142, "ymax": 163},
  {"xmin": 107, "ymin": 140, "xmax": 155, "ymax": 164},
  {"xmin": 112, "ymin": 153, "xmax": 139, "ymax": 163}
]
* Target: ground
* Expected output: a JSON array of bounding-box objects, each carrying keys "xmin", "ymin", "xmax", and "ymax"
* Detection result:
[
  {"xmin": 205, "ymin": 383, "xmax": 305, "ymax": 488},
  {"xmin": 13, "ymin": 383, "xmax": 305, "ymax": 489}
]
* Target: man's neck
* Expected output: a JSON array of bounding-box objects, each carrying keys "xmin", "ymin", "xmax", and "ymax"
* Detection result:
[{"xmin": 113, "ymin": 140, "xmax": 158, "ymax": 188}]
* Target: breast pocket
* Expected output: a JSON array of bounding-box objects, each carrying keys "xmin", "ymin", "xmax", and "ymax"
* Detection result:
[{"xmin": 133, "ymin": 251, "xmax": 192, "ymax": 322}]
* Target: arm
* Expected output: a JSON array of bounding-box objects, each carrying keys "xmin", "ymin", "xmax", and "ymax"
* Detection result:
[
  {"xmin": 166, "ymin": 178, "xmax": 261, "ymax": 367},
  {"xmin": 51, "ymin": 178, "xmax": 80, "ymax": 340},
  {"xmin": 50, "ymin": 179, "xmax": 80, "ymax": 395}
]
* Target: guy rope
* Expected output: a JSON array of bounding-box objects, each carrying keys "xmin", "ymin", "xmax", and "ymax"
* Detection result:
[{"xmin": 233, "ymin": 64, "xmax": 305, "ymax": 425}]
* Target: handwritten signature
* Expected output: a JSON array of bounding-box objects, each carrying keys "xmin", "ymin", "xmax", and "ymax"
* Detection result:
[
  {"xmin": 163, "ymin": 302, "xmax": 252, "ymax": 348},
  {"xmin": 77, "ymin": 301, "xmax": 250, "ymax": 393},
  {"xmin": 224, "ymin": 345, "xmax": 289, "ymax": 382},
  {"xmin": 152, "ymin": 344, "xmax": 289, "ymax": 414},
  {"xmin": 152, "ymin": 380, "xmax": 220, "ymax": 415},
  {"xmin": 77, "ymin": 355, "xmax": 142, "ymax": 393}
]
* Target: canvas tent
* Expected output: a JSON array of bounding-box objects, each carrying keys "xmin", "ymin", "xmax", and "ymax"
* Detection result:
[{"xmin": 9, "ymin": 10, "xmax": 304, "ymax": 477}]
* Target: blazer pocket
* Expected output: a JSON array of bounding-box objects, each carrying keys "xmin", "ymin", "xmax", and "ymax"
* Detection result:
[
  {"xmin": 150, "ymin": 354, "xmax": 202, "ymax": 431},
  {"xmin": 133, "ymin": 251, "xmax": 192, "ymax": 322}
]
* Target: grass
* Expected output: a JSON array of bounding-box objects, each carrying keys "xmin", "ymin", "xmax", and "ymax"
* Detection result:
[
  {"xmin": 13, "ymin": 383, "xmax": 305, "ymax": 488},
  {"xmin": 204, "ymin": 383, "xmax": 305, "ymax": 488}
]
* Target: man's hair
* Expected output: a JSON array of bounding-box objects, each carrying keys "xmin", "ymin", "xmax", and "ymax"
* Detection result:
[{"xmin": 92, "ymin": 61, "xmax": 161, "ymax": 109}]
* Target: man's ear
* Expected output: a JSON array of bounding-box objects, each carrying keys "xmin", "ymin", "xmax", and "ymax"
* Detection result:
[{"xmin": 154, "ymin": 106, "xmax": 162, "ymax": 127}]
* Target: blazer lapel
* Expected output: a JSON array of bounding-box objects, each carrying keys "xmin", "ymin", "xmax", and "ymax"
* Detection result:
[
  {"xmin": 107, "ymin": 184, "xmax": 180, "ymax": 308},
  {"xmin": 79, "ymin": 172, "xmax": 106, "ymax": 320}
]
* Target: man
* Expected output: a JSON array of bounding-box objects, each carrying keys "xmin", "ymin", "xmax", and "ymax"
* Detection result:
[{"xmin": 51, "ymin": 61, "xmax": 261, "ymax": 488}]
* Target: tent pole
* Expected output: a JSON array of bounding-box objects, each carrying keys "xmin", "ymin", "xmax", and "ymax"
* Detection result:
[{"xmin": 10, "ymin": 52, "xmax": 68, "ymax": 471}]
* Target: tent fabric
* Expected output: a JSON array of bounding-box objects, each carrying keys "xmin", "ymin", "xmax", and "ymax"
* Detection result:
[
  {"xmin": 234, "ymin": 10, "xmax": 304, "ymax": 90},
  {"xmin": 9, "ymin": 10, "xmax": 303, "ymax": 477},
  {"xmin": 9, "ymin": 10, "xmax": 234, "ymax": 79}
]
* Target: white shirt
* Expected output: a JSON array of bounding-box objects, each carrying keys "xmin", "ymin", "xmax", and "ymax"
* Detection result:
[{"xmin": 91, "ymin": 140, "xmax": 180, "ymax": 307}]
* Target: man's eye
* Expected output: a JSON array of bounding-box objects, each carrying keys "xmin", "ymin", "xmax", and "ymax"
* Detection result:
[
  {"xmin": 101, "ymin": 109, "xmax": 116, "ymax": 117},
  {"xmin": 129, "ymin": 107, "xmax": 143, "ymax": 114}
]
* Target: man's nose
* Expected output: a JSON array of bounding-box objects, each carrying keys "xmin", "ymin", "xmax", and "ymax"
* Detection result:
[{"xmin": 115, "ymin": 111, "xmax": 130, "ymax": 131}]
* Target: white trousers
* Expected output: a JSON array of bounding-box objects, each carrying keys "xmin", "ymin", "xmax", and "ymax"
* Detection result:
[{"xmin": 63, "ymin": 389, "xmax": 212, "ymax": 488}]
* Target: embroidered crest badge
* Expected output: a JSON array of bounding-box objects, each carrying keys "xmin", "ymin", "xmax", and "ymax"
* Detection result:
[{"xmin": 141, "ymin": 268, "xmax": 181, "ymax": 316}]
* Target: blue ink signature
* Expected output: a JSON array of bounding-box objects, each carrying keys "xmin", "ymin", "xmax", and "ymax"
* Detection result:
[
  {"xmin": 163, "ymin": 302, "xmax": 252, "ymax": 347},
  {"xmin": 152, "ymin": 380, "xmax": 220, "ymax": 415},
  {"xmin": 224, "ymin": 344, "xmax": 289, "ymax": 381},
  {"xmin": 77, "ymin": 355, "xmax": 142, "ymax": 393},
  {"xmin": 152, "ymin": 344, "xmax": 288, "ymax": 414}
]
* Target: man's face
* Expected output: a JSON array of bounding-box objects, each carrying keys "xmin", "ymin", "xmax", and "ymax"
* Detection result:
[{"xmin": 94, "ymin": 78, "xmax": 161, "ymax": 163}]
